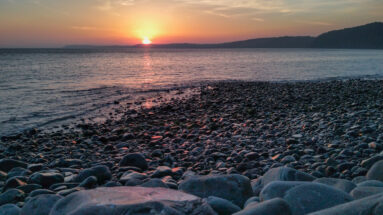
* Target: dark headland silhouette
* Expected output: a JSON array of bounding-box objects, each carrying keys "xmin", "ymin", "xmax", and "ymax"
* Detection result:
[{"xmin": 65, "ymin": 22, "xmax": 383, "ymax": 49}]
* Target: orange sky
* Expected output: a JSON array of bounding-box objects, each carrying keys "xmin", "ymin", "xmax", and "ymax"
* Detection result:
[{"xmin": 0, "ymin": 0, "xmax": 382, "ymax": 47}]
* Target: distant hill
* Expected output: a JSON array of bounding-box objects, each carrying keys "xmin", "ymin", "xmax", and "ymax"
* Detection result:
[
  {"xmin": 64, "ymin": 22, "xmax": 383, "ymax": 49},
  {"xmin": 311, "ymin": 22, "xmax": 383, "ymax": 49}
]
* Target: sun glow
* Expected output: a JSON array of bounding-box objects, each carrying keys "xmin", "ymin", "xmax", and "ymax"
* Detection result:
[{"xmin": 142, "ymin": 37, "xmax": 152, "ymax": 45}]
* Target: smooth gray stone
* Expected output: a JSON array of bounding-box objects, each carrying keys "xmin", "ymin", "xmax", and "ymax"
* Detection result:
[
  {"xmin": 314, "ymin": 178, "xmax": 356, "ymax": 193},
  {"xmin": 260, "ymin": 181, "xmax": 311, "ymax": 201},
  {"xmin": 29, "ymin": 189, "xmax": 55, "ymax": 197},
  {"xmin": 73, "ymin": 165, "xmax": 111, "ymax": 184},
  {"xmin": 20, "ymin": 194, "xmax": 62, "ymax": 215},
  {"xmin": 367, "ymin": 160, "xmax": 383, "ymax": 182},
  {"xmin": 251, "ymin": 167, "xmax": 316, "ymax": 195},
  {"xmin": 3, "ymin": 177, "xmax": 26, "ymax": 191},
  {"xmin": 361, "ymin": 155, "xmax": 383, "ymax": 169},
  {"xmin": 244, "ymin": 196, "xmax": 260, "ymax": 208},
  {"xmin": 0, "ymin": 204, "xmax": 21, "ymax": 215},
  {"xmin": 350, "ymin": 186, "xmax": 383, "ymax": 199},
  {"xmin": 0, "ymin": 189, "xmax": 25, "ymax": 206},
  {"xmin": 152, "ymin": 166, "xmax": 173, "ymax": 178},
  {"xmin": 119, "ymin": 171, "xmax": 148, "ymax": 183},
  {"xmin": 0, "ymin": 159, "xmax": 27, "ymax": 172},
  {"xmin": 352, "ymin": 176, "xmax": 367, "ymax": 184},
  {"xmin": 29, "ymin": 172, "xmax": 64, "ymax": 188},
  {"xmin": 283, "ymin": 183, "xmax": 353, "ymax": 215},
  {"xmin": 206, "ymin": 196, "xmax": 241, "ymax": 215},
  {"xmin": 78, "ymin": 176, "xmax": 97, "ymax": 189},
  {"xmin": 140, "ymin": 178, "xmax": 168, "ymax": 188},
  {"xmin": 7, "ymin": 167, "xmax": 31, "ymax": 178},
  {"xmin": 357, "ymin": 180, "xmax": 383, "ymax": 187},
  {"xmin": 179, "ymin": 174, "xmax": 253, "ymax": 207},
  {"xmin": 50, "ymin": 187, "xmax": 216, "ymax": 215},
  {"xmin": 308, "ymin": 193, "xmax": 383, "ymax": 215},
  {"xmin": 233, "ymin": 198, "xmax": 292, "ymax": 215},
  {"xmin": 119, "ymin": 153, "xmax": 148, "ymax": 170},
  {"xmin": 16, "ymin": 184, "xmax": 42, "ymax": 193}
]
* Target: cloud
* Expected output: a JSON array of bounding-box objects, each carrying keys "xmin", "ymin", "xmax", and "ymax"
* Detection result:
[
  {"xmin": 71, "ymin": 26, "xmax": 116, "ymax": 31},
  {"xmin": 297, "ymin": 20, "xmax": 333, "ymax": 26}
]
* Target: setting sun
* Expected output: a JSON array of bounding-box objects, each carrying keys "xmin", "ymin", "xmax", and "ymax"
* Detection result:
[{"xmin": 142, "ymin": 37, "xmax": 152, "ymax": 45}]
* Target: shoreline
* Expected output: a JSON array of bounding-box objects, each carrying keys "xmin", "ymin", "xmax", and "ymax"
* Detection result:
[
  {"xmin": 1, "ymin": 79, "xmax": 383, "ymax": 214},
  {"xmin": 2, "ymin": 79, "xmax": 383, "ymax": 178}
]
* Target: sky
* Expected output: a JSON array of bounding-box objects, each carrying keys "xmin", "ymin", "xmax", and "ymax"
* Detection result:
[{"xmin": 0, "ymin": 0, "xmax": 382, "ymax": 47}]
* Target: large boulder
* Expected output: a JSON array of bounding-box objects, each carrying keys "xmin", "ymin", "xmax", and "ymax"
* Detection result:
[
  {"xmin": 308, "ymin": 193, "xmax": 383, "ymax": 215},
  {"xmin": 73, "ymin": 165, "xmax": 111, "ymax": 184},
  {"xmin": 260, "ymin": 181, "xmax": 311, "ymax": 201},
  {"xmin": 119, "ymin": 153, "xmax": 148, "ymax": 170},
  {"xmin": 0, "ymin": 204, "xmax": 21, "ymax": 215},
  {"xmin": 252, "ymin": 167, "xmax": 316, "ymax": 195},
  {"xmin": 20, "ymin": 194, "xmax": 62, "ymax": 215},
  {"xmin": 179, "ymin": 174, "xmax": 253, "ymax": 207},
  {"xmin": 357, "ymin": 180, "xmax": 383, "ymax": 187},
  {"xmin": 367, "ymin": 160, "xmax": 383, "ymax": 182},
  {"xmin": 233, "ymin": 198, "xmax": 292, "ymax": 215},
  {"xmin": 350, "ymin": 186, "xmax": 383, "ymax": 199},
  {"xmin": 283, "ymin": 183, "xmax": 353, "ymax": 215},
  {"xmin": 0, "ymin": 159, "xmax": 27, "ymax": 172},
  {"xmin": 314, "ymin": 178, "xmax": 356, "ymax": 193},
  {"xmin": 50, "ymin": 187, "xmax": 216, "ymax": 215}
]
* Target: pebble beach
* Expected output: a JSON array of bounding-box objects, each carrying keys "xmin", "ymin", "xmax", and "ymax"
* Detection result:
[{"xmin": 1, "ymin": 79, "xmax": 383, "ymax": 214}]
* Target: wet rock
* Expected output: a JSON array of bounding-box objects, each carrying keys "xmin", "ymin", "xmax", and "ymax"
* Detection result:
[
  {"xmin": 140, "ymin": 178, "xmax": 168, "ymax": 188},
  {"xmin": 119, "ymin": 171, "xmax": 148, "ymax": 184},
  {"xmin": 308, "ymin": 193, "xmax": 383, "ymax": 215},
  {"xmin": 244, "ymin": 196, "xmax": 260, "ymax": 208},
  {"xmin": 357, "ymin": 180, "xmax": 383, "ymax": 187},
  {"xmin": 29, "ymin": 172, "xmax": 64, "ymax": 188},
  {"xmin": 234, "ymin": 198, "xmax": 292, "ymax": 215},
  {"xmin": 260, "ymin": 181, "xmax": 311, "ymax": 201},
  {"xmin": 314, "ymin": 178, "xmax": 356, "ymax": 193},
  {"xmin": 0, "ymin": 159, "xmax": 27, "ymax": 172},
  {"xmin": 50, "ymin": 187, "xmax": 216, "ymax": 215},
  {"xmin": 361, "ymin": 155, "xmax": 383, "ymax": 169},
  {"xmin": 350, "ymin": 186, "xmax": 383, "ymax": 199},
  {"xmin": 251, "ymin": 167, "xmax": 316, "ymax": 195},
  {"xmin": 20, "ymin": 194, "xmax": 62, "ymax": 215},
  {"xmin": 27, "ymin": 164, "xmax": 43, "ymax": 172},
  {"xmin": 0, "ymin": 204, "xmax": 21, "ymax": 215},
  {"xmin": 367, "ymin": 160, "xmax": 383, "ymax": 182},
  {"xmin": 74, "ymin": 165, "xmax": 111, "ymax": 184},
  {"xmin": 152, "ymin": 166, "xmax": 172, "ymax": 178},
  {"xmin": 16, "ymin": 184, "xmax": 42, "ymax": 193},
  {"xmin": 7, "ymin": 167, "xmax": 31, "ymax": 178},
  {"xmin": 179, "ymin": 174, "xmax": 252, "ymax": 207},
  {"xmin": 206, "ymin": 196, "xmax": 241, "ymax": 215},
  {"xmin": 78, "ymin": 176, "xmax": 98, "ymax": 189},
  {"xmin": 0, "ymin": 189, "xmax": 25, "ymax": 206},
  {"xmin": 49, "ymin": 159, "xmax": 83, "ymax": 168},
  {"xmin": 29, "ymin": 189, "xmax": 55, "ymax": 197},
  {"xmin": 3, "ymin": 177, "xmax": 27, "ymax": 191},
  {"xmin": 283, "ymin": 183, "xmax": 353, "ymax": 215},
  {"xmin": 119, "ymin": 153, "xmax": 148, "ymax": 170}
]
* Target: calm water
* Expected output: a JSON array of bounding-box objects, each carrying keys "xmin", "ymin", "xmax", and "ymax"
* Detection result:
[{"xmin": 1, "ymin": 48, "xmax": 383, "ymax": 136}]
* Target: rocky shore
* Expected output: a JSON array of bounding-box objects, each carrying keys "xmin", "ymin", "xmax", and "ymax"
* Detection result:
[{"xmin": 1, "ymin": 79, "xmax": 383, "ymax": 214}]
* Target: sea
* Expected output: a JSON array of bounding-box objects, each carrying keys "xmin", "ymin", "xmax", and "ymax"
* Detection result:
[{"xmin": 1, "ymin": 48, "xmax": 383, "ymax": 136}]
